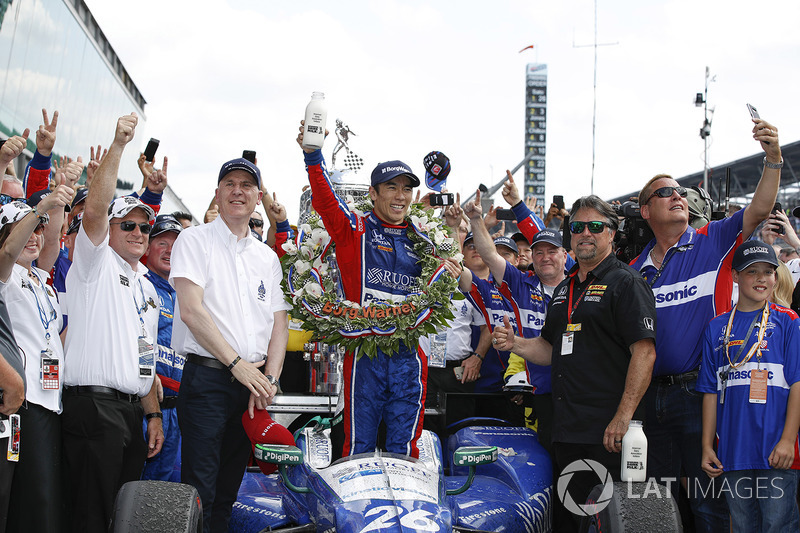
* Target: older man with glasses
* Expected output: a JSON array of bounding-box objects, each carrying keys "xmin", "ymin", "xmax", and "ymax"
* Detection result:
[{"xmin": 629, "ymin": 116, "xmax": 783, "ymax": 532}]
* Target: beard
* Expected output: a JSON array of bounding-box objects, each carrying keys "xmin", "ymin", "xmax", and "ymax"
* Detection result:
[{"xmin": 574, "ymin": 244, "xmax": 597, "ymax": 262}]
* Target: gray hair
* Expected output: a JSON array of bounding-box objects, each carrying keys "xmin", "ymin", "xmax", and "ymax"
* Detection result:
[{"xmin": 569, "ymin": 195, "xmax": 619, "ymax": 232}]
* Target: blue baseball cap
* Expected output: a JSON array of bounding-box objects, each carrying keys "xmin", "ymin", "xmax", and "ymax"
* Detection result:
[
  {"xmin": 150, "ymin": 214, "xmax": 183, "ymax": 240},
  {"xmin": 494, "ymin": 236, "xmax": 519, "ymax": 254},
  {"xmin": 218, "ymin": 158, "xmax": 261, "ymax": 188},
  {"xmin": 530, "ymin": 229, "xmax": 562, "ymax": 248},
  {"xmin": 732, "ymin": 240, "xmax": 779, "ymax": 271},
  {"xmin": 423, "ymin": 151, "xmax": 450, "ymax": 192},
  {"xmin": 370, "ymin": 160, "xmax": 420, "ymax": 188}
]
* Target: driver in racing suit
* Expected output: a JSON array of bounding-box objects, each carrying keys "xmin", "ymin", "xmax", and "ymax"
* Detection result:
[{"xmin": 297, "ymin": 125, "xmax": 459, "ymax": 458}]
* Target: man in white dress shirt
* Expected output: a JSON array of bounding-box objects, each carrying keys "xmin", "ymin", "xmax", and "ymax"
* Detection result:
[{"xmin": 170, "ymin": 157, "xmax": 289, "ymax": 533}]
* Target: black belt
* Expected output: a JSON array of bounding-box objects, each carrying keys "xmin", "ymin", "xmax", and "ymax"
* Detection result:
[
  {"xmin": 445, "ymin": 358, "xmax": 470, "ymax": 368},
  {"xmin": 186, "ymin": 353, "xmax": 228, "ymax": 371},
  {"xmin": 655, "ymin": 370, "xmax": 699, "ymax": 386},
  {"xmin": 160, "ymin": 396, "xmax": 179, "ymax": 410},
  {"xmin": 65, "ymin": 385, "xmax": 140, "ymax": 403}
]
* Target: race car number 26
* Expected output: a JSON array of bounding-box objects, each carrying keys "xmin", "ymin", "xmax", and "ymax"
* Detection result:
[{"xmin": 360, "ymin": 506, "xmax": 440, "ymax": 532}]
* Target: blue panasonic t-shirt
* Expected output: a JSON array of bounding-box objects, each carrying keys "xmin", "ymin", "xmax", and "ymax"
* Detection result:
[
  {"xmin": 630, "ymin": 209, "xmax": 744, "ymax": 376},
  {"xmin": 697, "ymin": 303, "xmax": 800, "ymax": 471},
  {"xmin": 496, "ymin": 261, "xmax": 552, "ymax": 394},
  {"xmin": 145, "ymin": 270, "xmax": 183, "ymax": 396},
  {"xmin": 464, "ymin": 275, "xmax": 514, "ymax": 392}
]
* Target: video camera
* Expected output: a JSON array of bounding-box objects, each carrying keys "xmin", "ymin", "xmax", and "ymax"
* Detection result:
[{"xmin": 612, "ymin": 201, "xmax": 654, "ymax": 264}]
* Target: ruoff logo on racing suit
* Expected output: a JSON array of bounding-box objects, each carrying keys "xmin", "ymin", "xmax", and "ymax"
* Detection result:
[{"xmin": 366, "ymin": 268, "xmax": 419, "ymax": 292}]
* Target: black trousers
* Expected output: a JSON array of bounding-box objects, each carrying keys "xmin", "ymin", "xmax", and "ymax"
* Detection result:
[
  {"xmin": 61, "ymin": 393, "xmax": 146, "ymax": 533},
  {"xmin": 177, "ymin": 361, "xmax": 251, "ymax": 533},
  {"xmin": 553, "ymin": 441, "xmax": 622, "ymax": 533},
  {"xmin": 7, "ymin": 402, "xmax": 65, "ymax": 533},
  {"xmin": 0, "ymin": 423, "xmax": 14, "ymax": 533}
]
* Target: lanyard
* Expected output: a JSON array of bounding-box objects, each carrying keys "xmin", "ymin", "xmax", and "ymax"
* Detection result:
[
  {"xmin": 132, "ymin": 276, "xmax": 148, "ymax": 335},
  {"xmin": 567, "ymin": 274, "xmax": 593, "ymax": 324},
  {"xmin": 645, "ymin": 245, "xmax": 680, "ymax": 287},
  {"xmin": 724, "ymin": 304, "xmax": 769, "ymax": 368},
  {"xmin": 26, "ymin": 268, "xmax": 56, "ymax": 344}
]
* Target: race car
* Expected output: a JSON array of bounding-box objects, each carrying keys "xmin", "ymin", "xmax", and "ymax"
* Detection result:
[{"xmin": 230, "ymin": 419, "xmax": 553, "ymax": 532}]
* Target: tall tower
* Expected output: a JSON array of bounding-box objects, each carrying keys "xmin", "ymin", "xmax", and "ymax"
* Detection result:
[{"xmin": 525, "ymin": 63, "xmax": 548, "ymax": 206}]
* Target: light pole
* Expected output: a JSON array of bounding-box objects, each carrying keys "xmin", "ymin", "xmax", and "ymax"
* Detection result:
[{"xmin": 695, "ymin": 66, "xmax": 715, "ymax": 192}]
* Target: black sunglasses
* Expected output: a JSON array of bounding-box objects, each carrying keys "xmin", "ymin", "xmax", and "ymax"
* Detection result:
[
  {"xmin": 249, "ymin": 218, "xmax": 264, "ymax": 229},
  {"xmin": 111, "ymin": 221, "xmax": 152, "ymax": 234},
  {"xmin": 645, "ymin": 186, "xmax": 687, "ymax": 204},
  {"xmin": 569, "ymin": 221, "xmax": 609, "ymax": 234}
]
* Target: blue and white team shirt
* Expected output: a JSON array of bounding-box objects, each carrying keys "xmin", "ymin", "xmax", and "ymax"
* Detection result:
[
  {"xmin": 630, "ymin": 209, "xmax": 744, "ymax": 376},
  {"xmin": 496, "ymin": 261, "xmax": 552, "ymax": 394},
  {"xmin": 145, "ymin": 270, "xmax": 183, "ymax": 397},
  {"xmin": 697, "ymin": 303, "xmax": 800, "ymax": 471},
  {"xmin": 463, "ymin": 274, "xmax": 515, "ymax": 392}
]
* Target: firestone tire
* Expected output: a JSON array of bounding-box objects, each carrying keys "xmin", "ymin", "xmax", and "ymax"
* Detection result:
[
  {"xmin": 111, "ymin": 480, "xmax": 202, "ymax": 533},
  {"xmin": 580, "ymin": 481, "xmax": 682, "ymax": 533}
]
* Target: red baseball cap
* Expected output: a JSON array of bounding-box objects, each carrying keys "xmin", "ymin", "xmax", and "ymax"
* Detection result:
[{"xmin": 241, "ymin": 410, "xmax": 295, "ymax": 475}]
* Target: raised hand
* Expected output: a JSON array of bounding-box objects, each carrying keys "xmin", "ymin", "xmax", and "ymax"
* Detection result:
[
  {"xmin": 501, "ymin": 170, "xmax": 520, "ymax": 206},
  {"xmin": 464, "ymin": 189, "xmax": 483, "ymax": 220},
  {"xmin": 86, "ymin": 144, "xmax": 107, "ymax": 185},
  {"xmin": 35, "ymin": 109, "xmax": 58, "ymax": 157},
  {"xmin": 145, "ymin": 156, "xmax": 168, "ymax": 194},
  {"xmin": 267, "ymin": 192, "xmax": 287, "ymax": 223},
  {"xmin": 0, "ymin": 129, "xmax": 30, "ymax": 170},
  {"xmin": 113, "ymin": 113, "xmax": 138, "ymax": 147}
]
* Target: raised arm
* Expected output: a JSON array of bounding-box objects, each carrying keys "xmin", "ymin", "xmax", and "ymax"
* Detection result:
[
  {"xmin": 742, "ymin": 118, "xmax": 782, "ymax": 238},
  {"xmin": 464, "ymin": 189, "xmax": 508, "ymax": 283},
  {"xmin": 492, "ymin": 315, "xmax": 552, "ymax": 365},
  {"xmin": 35, "ymin": 171, "xmax": 74, "ymax": 273},
  {"xmin": 83, "ymin": 114, "xmax": 137, "ymax": 245}
]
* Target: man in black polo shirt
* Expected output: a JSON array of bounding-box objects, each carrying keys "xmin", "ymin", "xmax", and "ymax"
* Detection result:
[{"xmin": 492, "ymin": 195, "xmax": 656, "ymax": 532}]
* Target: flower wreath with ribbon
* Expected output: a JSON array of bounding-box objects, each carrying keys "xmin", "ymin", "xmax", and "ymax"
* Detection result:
[{"xmin": 280, "ymin": 198, "xmax": 463, "ymax": 360}]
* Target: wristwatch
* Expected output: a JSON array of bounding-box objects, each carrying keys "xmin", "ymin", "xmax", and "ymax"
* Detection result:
[
  {"xmin": 764, "ymin": 156, "xmax": 783, "ymax": 169},
  {"xmin": 145, "ymin": 411, "xmax": 163, "ymax": 421},
  {"xmin": 265, "ymin": 375, "xmax": 278, "ymax": 386}
]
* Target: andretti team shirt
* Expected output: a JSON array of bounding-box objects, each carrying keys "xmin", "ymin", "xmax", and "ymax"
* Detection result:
[
  {"xmin": 697, "ymin": 303, "xmax": 800, "ymax": 470},
  {"xmin": 630, "ymin": 209, "xmax": 744, "ymax": 376},
  {"xmin": 541, "ymin": 253, "xmax": 657, "ymax": 444}
]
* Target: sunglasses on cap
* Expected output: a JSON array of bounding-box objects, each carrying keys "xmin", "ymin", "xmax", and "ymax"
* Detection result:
[
  {"xmin": 645, "ymin": 186, "xmax": 687, "ymax": 204},
  {"xmin": 569, "ymin": 221, "xmax": 610, "ymax": 234},
  {"xmin": 249, "ymin": 218, "xmax": 264, "ymax": 229},
  {"xmin": 110, "ymin": 221, "xmax": 152, "ymax": 234},
  {"xmin": 0, "ymin": 194, "xmax": 23, "ymax": 206}
]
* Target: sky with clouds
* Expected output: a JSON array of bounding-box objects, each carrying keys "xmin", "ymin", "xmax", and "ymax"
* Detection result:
[{"xmin": 84, "ymin": 0, "xmax": 800, "ymax": 223}]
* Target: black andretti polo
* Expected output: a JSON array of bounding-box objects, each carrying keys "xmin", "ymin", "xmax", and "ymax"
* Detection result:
[{"xmin": 540, "ymin": 252, "xmax": 656, "ymax": 445}]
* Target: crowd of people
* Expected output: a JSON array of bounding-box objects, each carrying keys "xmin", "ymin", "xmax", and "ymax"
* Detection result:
[{"xmin": 0, "ymin": 106, "xmax": 793, "ymax": 533}]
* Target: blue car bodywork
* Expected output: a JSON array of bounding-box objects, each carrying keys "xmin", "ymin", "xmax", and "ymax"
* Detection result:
[{"xmin": 229, "ymin": 422, "xmax": 553, "ymax": 532}]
